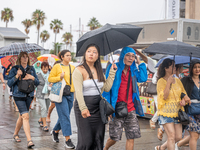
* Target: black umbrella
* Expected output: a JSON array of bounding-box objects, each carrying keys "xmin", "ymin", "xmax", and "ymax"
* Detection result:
[
  {"xmin": 151, "ymin": 54, "xmax": 171, "ymax": 61},
  {"xmin": 76, "ymin": 23, "xmax": 142, "ymax": 56},
  {"xmin": 144, "ymin": 41, "xmax": 200, "ymax": 58}
]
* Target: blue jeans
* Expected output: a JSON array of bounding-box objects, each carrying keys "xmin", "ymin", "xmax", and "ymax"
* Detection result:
[
  {"xmin": 14, "ymin": 97, "xmax": 33, "ymax": 115},
  {"xmin": 53, "ymin": 92, "xmax": 74, "ymax": 137},
  {"xmin": 158, "ymin": 115, "xmax": 180, "ymax": 125}
]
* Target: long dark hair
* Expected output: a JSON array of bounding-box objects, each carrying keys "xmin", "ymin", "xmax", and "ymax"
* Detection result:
[
  {"xmin": 189, "ymin": 59, "xmax": 200, "ymax": 77},
  {"xmin": 81, "ymin": 43, "xmax": 105, "ymax": 82},
  {"xmin": 58, "ymin": 50, "xmax": 71, "ymax": 61},
  {"xmin": 157, "ymin": 58, "xmax": 174, "ymax": 81}
]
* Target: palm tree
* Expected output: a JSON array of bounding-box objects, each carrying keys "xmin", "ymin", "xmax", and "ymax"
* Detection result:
[
  {"xmin": 87, "ymin": 17, "xmax": 102, "ymax": 30},
  {"xmin": 32, "ymin": 9, "xmax": 46, "ymax": 45},
  {"xmin": 40, "ymin": 30, "xmax": 50, "ymax": 48},
  {"xmin": 50, "ymin": 19, "xmax": 63, "ymax": 54},
  {"xmin": 1, "ymin": 8, "xmax": 14, "ymax": 27},
  {"xmin": 62, "ymin": 32, "xmax": 73, "ymax": 49},
  {"xmin": 51, "ymin": 42, "xmax": 63, "ymax": 55},
  {"xmin": 21, "ymin": 19, "xmax": 33, "ymax": 35}
]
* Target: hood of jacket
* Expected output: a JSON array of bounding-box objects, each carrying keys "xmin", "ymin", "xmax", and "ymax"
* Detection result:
[
  {"xmin": 33, "ymin": 61, "xmax": 42, "ymax": 73},
  {"xmin": 103, "ymin": 47, "xmax": 147, "ymax": 117}
]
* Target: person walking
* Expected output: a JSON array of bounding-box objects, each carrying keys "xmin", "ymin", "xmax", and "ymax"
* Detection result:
[
  {"xmin": 46, "ymin": 60, "xmax": 61, "ymax": 123},
  {"xmin": 72, "ymin": 44, "xmax": 116, "ymax": 150},
  {"xmin": 48, "ymin": 50, "xmax": 75, "ymax": 149},
  {"xmin": 104, "ymin": 47, "xmax": 148, "ymax": 150},
  {"xmin": 36, "ymin": 62, "xmax": 51, "ymax": 131},
  {"xmin": 31, "ymin": 61, "xmax": 42, "ymax": 109},
  {"xmin": 7, "ymin": 52, "xmax": 39, "ymax": 148},
  {"xmin": 154, "ymin": 58, "xmax": 190, "ymax": 150},
  {"xmin": 175, "ymin": 59, "xmax": 200, "ymax": 150}
]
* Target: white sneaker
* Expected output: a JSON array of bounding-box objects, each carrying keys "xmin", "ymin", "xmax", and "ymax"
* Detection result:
[{"xmin": 175, "ymin": 143, "xmax": 179, "ymax": 150}]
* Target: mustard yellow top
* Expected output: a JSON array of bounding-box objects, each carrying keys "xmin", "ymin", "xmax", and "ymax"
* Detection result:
[
  {"xmin": 157, "ymin": 78, "xmax": 187, "ymax": 118},
  {"xmin": 48, "ymin": 63, "xmax": 75, "ymax": 92}
]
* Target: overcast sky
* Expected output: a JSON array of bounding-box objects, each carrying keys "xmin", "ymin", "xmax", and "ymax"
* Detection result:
[{"xmin": 0, "ymin": 0, "xmax": 166, "ymax": 51}]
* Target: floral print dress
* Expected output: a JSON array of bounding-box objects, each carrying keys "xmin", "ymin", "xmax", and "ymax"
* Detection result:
[{"xmin": 186, "ymin": 85, "xmax": 200, "ymax": 134}]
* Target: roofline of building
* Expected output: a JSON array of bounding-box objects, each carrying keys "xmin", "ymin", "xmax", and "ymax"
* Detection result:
[
  {"xmin": 4, "ymin": 36, "xmax": 29, "ymax": 39},
  {"xmin": 117, "ymin": 18, "xmax": 200, "ymax": 25}
]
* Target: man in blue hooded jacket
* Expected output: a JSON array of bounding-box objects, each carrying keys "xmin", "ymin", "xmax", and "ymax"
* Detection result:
[{"xmin": 104, "ymin": 47, "xmax": 147, "ymax": 150}]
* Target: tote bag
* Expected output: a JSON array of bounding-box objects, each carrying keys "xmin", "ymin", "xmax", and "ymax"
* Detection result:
[{"xmin": 49, "ymin": 64, "xmax": 66, "ymax": 103}]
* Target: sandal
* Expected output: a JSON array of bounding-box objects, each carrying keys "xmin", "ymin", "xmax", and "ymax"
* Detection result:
[
  {"xmin": 13, "ymin": 135, "xmax": 21, "ymax": 142},
  {"xmin": 155, "ymin": 145, "xmax": 161, "ymax": 150},
  {"xmin": 149, "ymin": 119, "xmax": 156, "ymax": 130},
  {"xmin": 38, "ymin": 121, "xmax": 43, "ymax": 127},
  {"xmin": 42, "ymin": 126, "xmax": 49, "ymax": 132},
  {"xmin": 157, "ymin": 128, "xmax": 164, "ymax": 141},
  {"xmin": 27, "ymin": 140, "xmax": 35, "ymax": 148}
]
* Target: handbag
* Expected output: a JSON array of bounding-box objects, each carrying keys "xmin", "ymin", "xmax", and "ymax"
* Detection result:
[
  {"xmin": 49, "ymin": 64, "xmax": 66, "ymax": 103},
  {"xmin": 18, "ymin": 66, "xmax": 35, "ymax": 94},
  {"xmin": 63, "ymin": 65, "xmax": 71, "ymax": 96},
  {"xmin": 188, "ymin": 100, "xmax": 200, "ymax": 115},
  {"xmin": 178, "ymin": 109, "xmax": 189, "ymax": 125},
  {"xmin": 115, "ymin": 70, "xmax": 131, "ymax": 118},
  {"xmin": 91, "ymin": 78, "xmax": 115, "ymax": 124},
  {"xmin": 146, "ymin": 82, "xmax": 157, "ymax": 95},
  {"xmin": 171, "ymin": 86, "xmax": 189, "ymax": 125}
]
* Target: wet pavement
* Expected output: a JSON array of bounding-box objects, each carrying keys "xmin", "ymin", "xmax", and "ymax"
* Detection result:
[{"xmin": 0, "ymin": 86, "xmax": 199, "ymax": 150}]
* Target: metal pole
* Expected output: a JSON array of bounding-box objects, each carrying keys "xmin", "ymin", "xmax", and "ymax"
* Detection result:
[
  {"xmin": 79, "ymin": 18, "xmax": 81, "ymax": 38},
  {"xmin": 165, "ymin": 0, "xmax": 167, "ymax": 19},
  {"xmin": 104, "ymin": 32, "xmax": 114, "ymax": 61}
]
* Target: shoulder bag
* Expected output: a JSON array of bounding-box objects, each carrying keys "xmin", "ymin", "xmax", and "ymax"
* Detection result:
[
  {"xmin": 49, "ymin": 64, "xmax": 66, "ymax": 103},
  {"xmin": 91, "ymin": 78, "xmax": 115, "ymax": 124},
  {"xmin": 18, "ymin": 66, "xmax": 35, "ymax": 94},
  {"xmin": 115, "ymin": 70, "xmax": 131, "ymax": 118},
  {"xmin": 146, "ymin": 82, "xmax": 157, "ymax": 95},
  {"xmin": 188, "ymin": 79, "xmax": 200, "ymax": 115},
  {"xmin": 171, "ymin": 85, "xmax": 189, "ymax": 125},
  {"xmin": 63, "ymin": 65, "xmax": 71, "ymax": 96}
]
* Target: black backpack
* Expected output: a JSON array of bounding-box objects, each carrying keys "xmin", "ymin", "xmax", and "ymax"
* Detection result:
[{"xmin": 14, "ymin": 65, "xmax": 35, "ymax": 94}]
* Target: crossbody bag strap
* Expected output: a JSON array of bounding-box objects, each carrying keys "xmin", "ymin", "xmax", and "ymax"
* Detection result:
[
  {"xmin": 83, "ymin": 65, "xmax": 102, "ymax": 96},
  {"xmin": 126, "ymin": 70, "xmax": 131, "ymax": 102},
  {"xmin": 69, "ymin": 65, "xmax": 71, "ymax": 85}
]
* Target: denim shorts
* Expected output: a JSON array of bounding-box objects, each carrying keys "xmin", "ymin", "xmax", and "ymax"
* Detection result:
[
  {"xmin": 14, "ymin": 97, "xmax": 33, "ymax": 115},
  {"xmin": 158, "ymin": 115, "xmax": 180, "ymax": 125}
]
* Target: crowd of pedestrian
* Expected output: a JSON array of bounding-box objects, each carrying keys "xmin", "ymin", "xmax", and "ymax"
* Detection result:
[{"xmin": 1, "ymin": 43, "xmax": 200, "ymax": 150}]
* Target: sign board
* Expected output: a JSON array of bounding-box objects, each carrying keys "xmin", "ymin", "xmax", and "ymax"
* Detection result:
[
  {"xmin": 183, "ymin": 22, "xmax": 200, "ymax": 43},
  {"xmin": 167, "ymin": 0, "xmax": 180, "ymax": 19}
]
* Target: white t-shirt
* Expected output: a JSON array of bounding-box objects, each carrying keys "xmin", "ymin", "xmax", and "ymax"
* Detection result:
[{"xmin": 147, "ymin": 57, "xmax": 157, "ymax": 73}]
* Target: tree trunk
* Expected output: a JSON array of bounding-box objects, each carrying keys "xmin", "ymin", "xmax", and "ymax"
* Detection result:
[
  {"xmin": 54, "ymin": 32, "xmax": 57, "ymax": 55},
  {"xmin": 37, "ymin": 28, "xmax": 40, "ymax": 45},
  {"xmin": 37, "ymin": 28, "xmax": 40, "ymax": 56},
  {"xmin": 6, "ymin": 21, "xmax": 8, "ymax": 28}
]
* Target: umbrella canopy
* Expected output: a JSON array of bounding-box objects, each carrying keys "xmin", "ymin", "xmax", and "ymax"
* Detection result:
[
  {"xmin": 155, "ymin": 56, "xmax": 200, "ymax": 68},
  {"xmin": 1, "ymin": 56, "xmax": 12, "ymax": 68},
  {"xmin": 144, "ymin": 41, "xmax": 200, "ymax": 57},
  {"xmin": 37, "ymin": 54, "xmax": 60, "ymax": 67},
  {"xmin": 37, "ymin": 54, "xmax": 59, "ymax": 62},
  {"xmin": 76, "ymin": 23, "xmax": 142, "ymax": 56},
  {"xmin": 0, "ymin": 43, "xmax": 45, "ymax": 56},
  {"xmin": 9, "ymin": 53, "xmax": 38, "ymax": 66},
  {"xmin": 151, "ymin": 54, "xmax": 171, "ymax": 61}
]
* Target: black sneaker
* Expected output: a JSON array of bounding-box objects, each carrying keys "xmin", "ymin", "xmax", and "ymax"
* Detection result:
[
  {"xmin": 51, "ymin": 130, "xmax": 59, "ymax": 143},
  {"xmin": 65, "ymin": 139, "xmax": 75, "ymax": 149}
]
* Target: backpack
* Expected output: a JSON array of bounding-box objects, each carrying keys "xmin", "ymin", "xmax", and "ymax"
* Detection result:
[{"xmin": 14, "ymin": 65, "xmax": 35, "ymax": 94}]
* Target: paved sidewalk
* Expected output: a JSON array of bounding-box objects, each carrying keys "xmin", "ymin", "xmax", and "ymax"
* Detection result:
[{"xmin": 0, "ymin": 86, "xmax": 199, "ymax": 150}]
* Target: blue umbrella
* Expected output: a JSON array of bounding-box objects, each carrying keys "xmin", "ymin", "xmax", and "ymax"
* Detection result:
[{"xmin": 155, "ymin": 56, "xmax": 200, "ymax": 68}]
